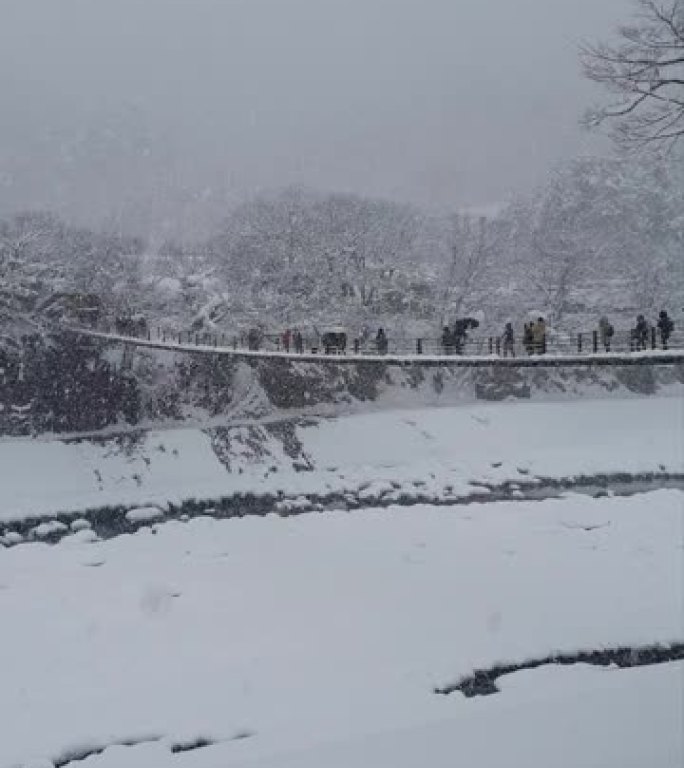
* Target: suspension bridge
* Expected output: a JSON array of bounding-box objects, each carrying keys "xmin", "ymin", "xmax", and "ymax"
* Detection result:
[{"xmin": 62, "ymin": 324, "xmax": 684, "ymax": 368}]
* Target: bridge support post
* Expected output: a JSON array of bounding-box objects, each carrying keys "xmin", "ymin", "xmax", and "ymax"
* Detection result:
[
  {"xmin": 488, "ymin": 337, "xmax": 493, "ymax": 355},
  {"xmin": 495, "ymin": 337, "xmax": 501, "ymax": 356},
  {"xmin": 592, "ymin": 331, "xmax": 598, "ymax": 353},
  {"xmin": 577, "ymin": 333, "xmax": 582, "ymax": 353},
  {"xmin": 416, "ymin": 338, "xmax": 423, "ymax": 355},
  {"xmin": 354, "ymin": 338, "xmax": 360, "ymax": 353},
  {"xmin": 651, "ymin": 327, "xmax": 657, "ymax": 350}
]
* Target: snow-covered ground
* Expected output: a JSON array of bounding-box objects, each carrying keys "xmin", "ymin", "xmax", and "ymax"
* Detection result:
[
  {"xmin": 1, "ymin": 396, "xmax": 682, "ymax": 523},
  {"xmin": 0, "ymin": 490, "xmax": 682, "ymax": 768},
  {"xmin": 1, "ymin": 395, "xmax": 682, "ymax": 767}
]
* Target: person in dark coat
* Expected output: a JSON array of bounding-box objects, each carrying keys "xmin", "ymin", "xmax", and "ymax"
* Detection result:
[
  {"xmin": 293, "ymin": 328, "xmax": 304, "ymax": 354},
  {"xmin": 452, "ymin": 318, "xmax": 478, "ymax": 354},
  {"xmin": 523, "ymin": 323, "xmax": 534, "ymax": 355},
  {"xmin": 375, "ymin": 328, "xmax": 388, "ymax": 355},
  {"xmin": 634, "ymin": 315, "xmax": 649, "ymax": 350},
  {"xmin": 452, "ymin": 320, "xmax": 467, "ymax": 354},
  {"xmin": 247, "ymin": 327, "xmax": 261, "ymax": 351},
  {"xmin": 281, "ymin": 328, "xmax": 291, "ymax": 353},
  {"xmin": 441, "ymin": 326, "xmax": 454, "ymax": 355},
  {"xmin": 502, "ymin": 322, "xmax": 515, "ymax": 358},
  {"xmin": 657, "ymin": 310, "xmax": 674, "ymax": 349},
  {"xmin": 598, "ymin": 316, "xmax": 614, "ymax": 352}
]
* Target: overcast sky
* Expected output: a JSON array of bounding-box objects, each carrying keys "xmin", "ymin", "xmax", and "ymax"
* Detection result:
[{"xmin": 0, "ymin": 0, "xmax": 630, "ymax": 236}]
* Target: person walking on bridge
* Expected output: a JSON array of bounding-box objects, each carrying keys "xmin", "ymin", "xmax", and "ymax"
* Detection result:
[
  {"xmin": 599, "ymin": 316, "xmax": 614, "ymax": 352},
  {"xmin": 633, "ymin": 315, "xmax": 649, "ymax": 350},
  {"xmin": 375, "ymin": 328, "xmax": 388, "ymax": 355},
  {"xmin": 441, "ymin": 326, "xmax": 454, "ymax": 355},
  {"xmin": 532, "ymin": 317, "xmax": 546, "ymax": 354},
  {"xmin": 657, "ymin": 310, "xmax": 674, "ymax": 350},
  {"xmin": 501, "ymin": 322, "xmax": 515, "ymax": 358},
  {"xmin": 293, "ymin": 328, "xmax": 303, "ymax": 354},
  {"xmin": 247, "ymin": 327, "xmax": 261, "ymax": 351},
  {"xmin": 281, "ymin": 328, "xmax": 292, "ymax": 353},
  {"xmin": 523, "ymin": 323, "xmax": 534, "ymax": 355}
]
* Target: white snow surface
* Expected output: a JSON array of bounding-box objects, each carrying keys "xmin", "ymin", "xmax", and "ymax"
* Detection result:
[
  {"xmin": 0, "ymin": 490, "xmax": 682, "ymax": 767},
  {"xmin": 1, "ymin": 396, "xmax": 682, "ymax": 521},
  {"xmin": 125, "ymin": 506, "xmax": 165, "ymax": 523}
]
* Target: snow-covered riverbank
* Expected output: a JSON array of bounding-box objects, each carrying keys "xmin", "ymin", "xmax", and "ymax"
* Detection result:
[{"xmin": 1, "ymin": 396, "xmax": 681, "ymax": 524}]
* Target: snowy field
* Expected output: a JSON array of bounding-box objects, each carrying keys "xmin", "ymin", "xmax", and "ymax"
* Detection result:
[
  {"xmin": 0, "ymin": 396, "xmax": 682, "ymax": 767},
  {"xmin": 1, "ymin": 490, "xmax": 682, "ymax": 768},
  {"xmin": 1, "ymin": 395, "xmax": 682, "ymax": 523}
]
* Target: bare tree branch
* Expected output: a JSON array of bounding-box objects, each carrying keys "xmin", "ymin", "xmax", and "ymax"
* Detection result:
[{"xmin": 581, "ymin": 0, "xmax": 684, "ymax": 148}]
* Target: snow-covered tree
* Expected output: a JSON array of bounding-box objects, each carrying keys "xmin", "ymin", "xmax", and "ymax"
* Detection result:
[
  {"xmin": 438, "ymin": 214, "xmax": 501, "ymax": 325},
  {"xmin": 498, "ymin": 155, "xmax": 684, "ymax": 324}
]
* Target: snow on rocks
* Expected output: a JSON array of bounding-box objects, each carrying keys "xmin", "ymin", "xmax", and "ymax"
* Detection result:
[
  {"xmin": 125, "ymin": 506, "xmax": 165, "ymax": 523},
  {"xmin": 275, "ymin": 496, "xmax": 312, "ymax": 514},
  {"xmin": 65, "ymin": 528, "xmax": 100, "ymax": 545},
  {"xmin": 358, "ymin": 479, "xmax": 395, "ymax": 501},
  {"xmin": 70, "ymin": 518, "xmax": 91, "ymax": 532},
  {"xmin": 1, "ymin": 531, "xmax": 23, "ymax": 546},
  {"xmin": 29, "ymin": 520, "xmax": 68, "ymax": 539}
]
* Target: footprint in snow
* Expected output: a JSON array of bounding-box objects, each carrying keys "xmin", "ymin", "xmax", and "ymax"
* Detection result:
[
  {"xmin": 560, "ymin": 521, "xmax": 611, "ymax": 532},
  {"xmin": 141, "ymin": 585, "xmax": 181, "ymax": 616}
]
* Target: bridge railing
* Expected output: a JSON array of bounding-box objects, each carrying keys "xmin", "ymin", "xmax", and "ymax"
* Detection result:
[{"xmin": 89, "ymin": 321, "xmax": 684, "ymax": 358}]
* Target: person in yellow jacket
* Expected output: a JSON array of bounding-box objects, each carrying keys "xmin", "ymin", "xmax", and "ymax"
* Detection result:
[{"xmin": 532, "ymin": 317, "xmax": 546, "ymax": 354}]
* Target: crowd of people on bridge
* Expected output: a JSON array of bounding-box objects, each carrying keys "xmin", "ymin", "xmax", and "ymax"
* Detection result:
[
  {"xmin": 439, "ymin": 316, "xmax": 550, "ymax": 356},
  {"xmin": 258, "ymin": 309, "xmax": 674, "ymax": 357},
  {"xmin": 630, "ymin": 311, "xmax": 675, "ymax": 351},
  {"xmin": 440, "ymin": 311, "xmax": 675, "ymax": 358},
  {"xmin": 104, "ymin": 308, "xmax": 677, "ymax": 358}
]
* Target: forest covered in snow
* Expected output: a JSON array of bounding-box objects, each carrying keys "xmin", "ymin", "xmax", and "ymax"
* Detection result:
[{"xmin": 2, "ymin": 152, "xmax": 683, "ymax": 344}]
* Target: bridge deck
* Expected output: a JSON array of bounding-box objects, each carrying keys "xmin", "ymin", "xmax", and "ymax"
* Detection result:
[{"xmin": 63, "ymin": 327, "xmax": 684, "ymax": 368}]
